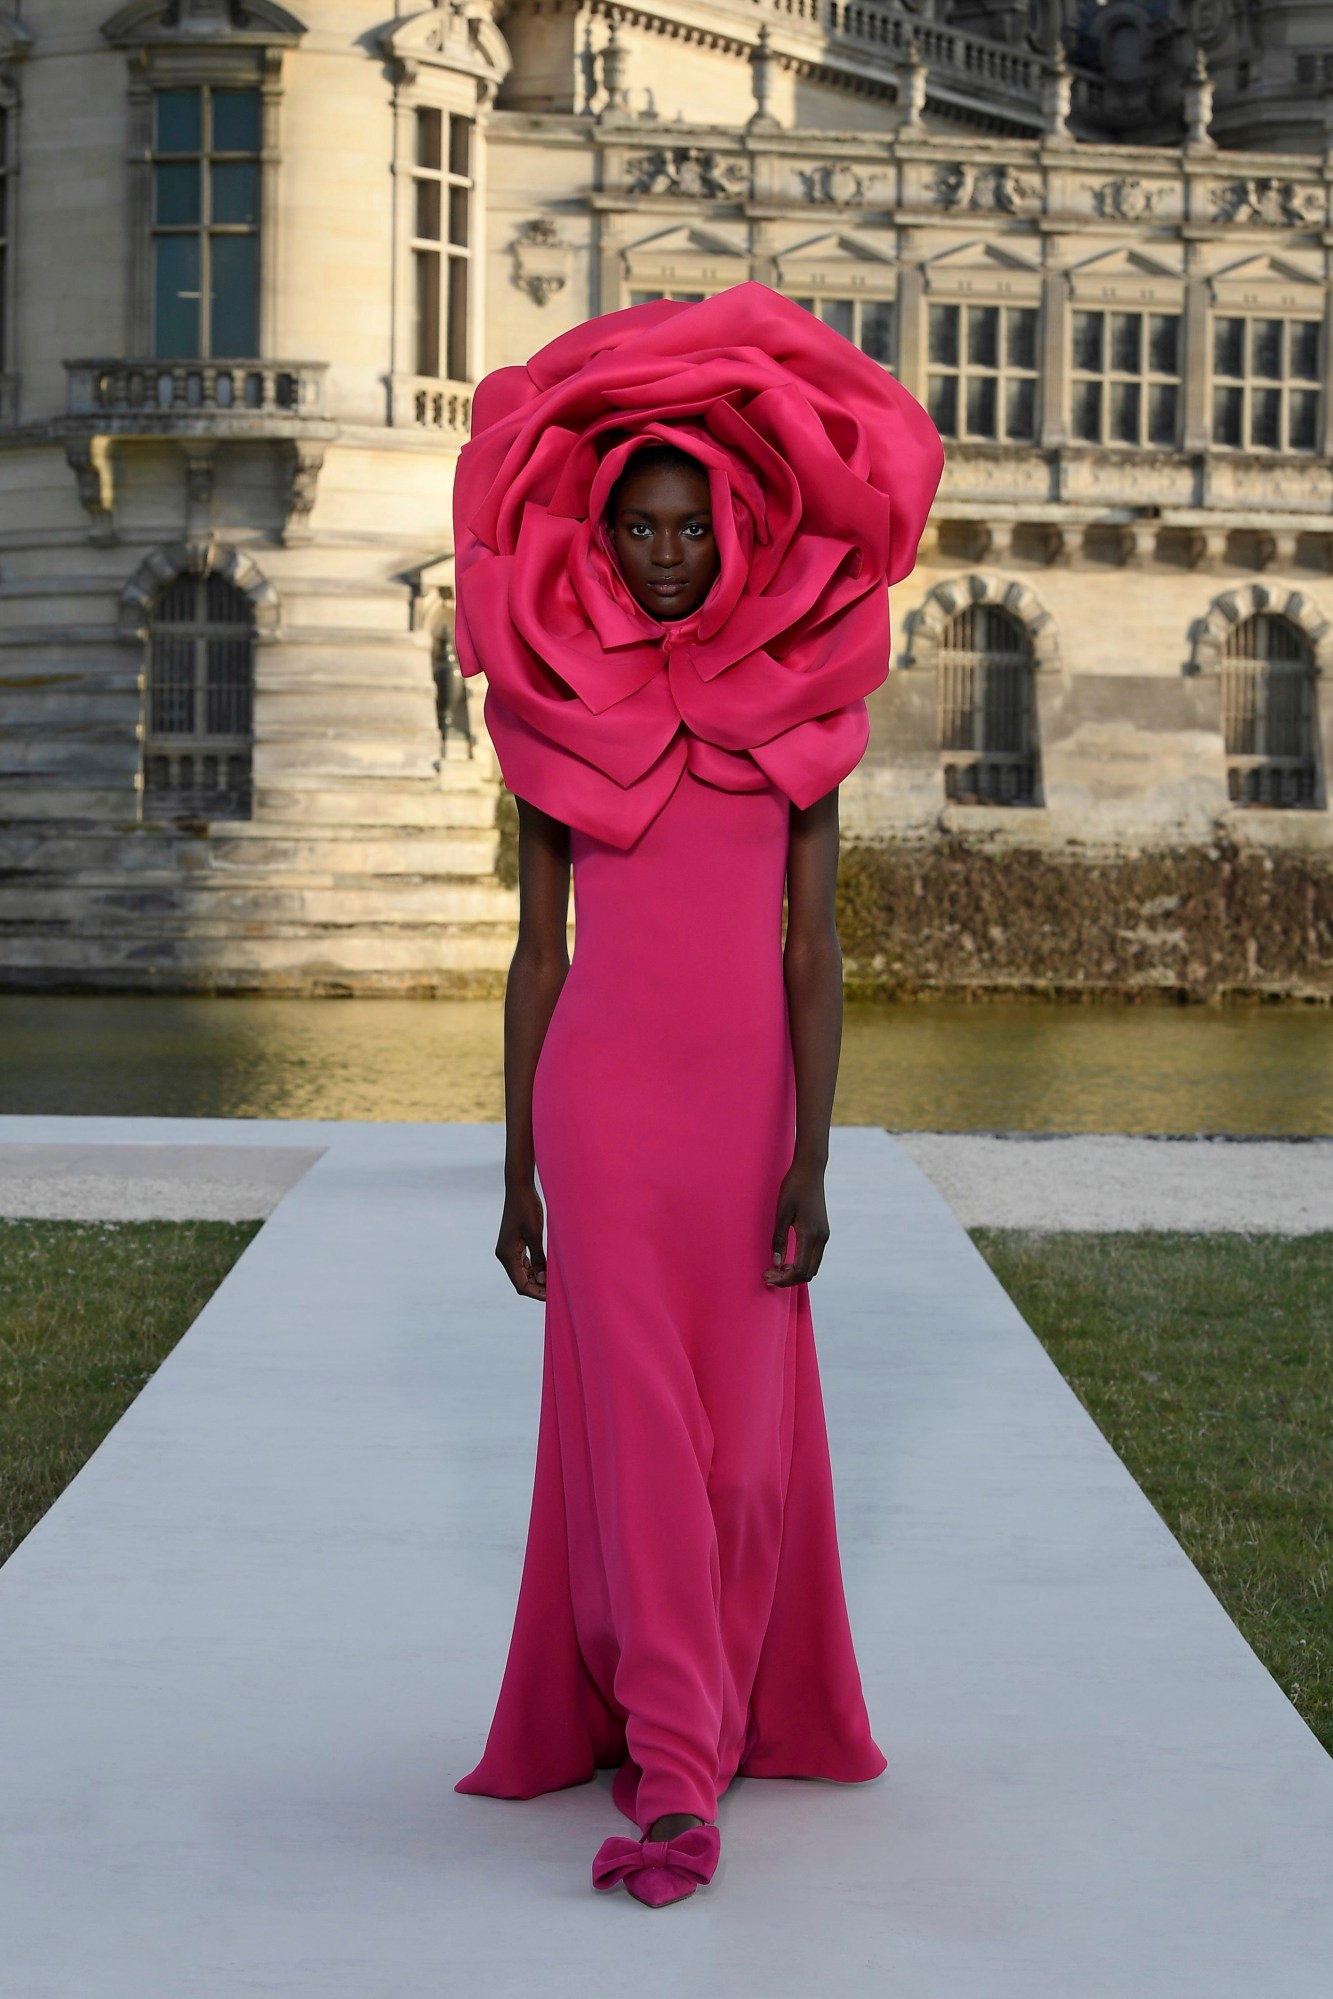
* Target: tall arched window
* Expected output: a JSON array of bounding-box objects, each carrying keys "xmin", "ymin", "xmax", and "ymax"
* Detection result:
[
  {"xmin": 143, "ymin": 573, "xmax": 254, "ymax": 820},
  {"xmin": 1221, "ymin": 613, "xmax": 1319, "ymax": 808},
  {"xmin": 936, "ymin": 603, "xmax": 1038, "ymax": 805}
]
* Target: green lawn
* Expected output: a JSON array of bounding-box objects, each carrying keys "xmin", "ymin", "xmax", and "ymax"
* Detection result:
[
  {"xmin": 973, "ymin": 1229, "xmax": 1333, "ymax": 1756},
  {"xmin": 0, "ymin": 1218, "xmax": 259, "ymax": 1567}
]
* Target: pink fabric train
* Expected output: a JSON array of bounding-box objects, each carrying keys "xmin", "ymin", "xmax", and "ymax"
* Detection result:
[{"xmin": 452, "ymin": 281, "xmax": 945, "ymax": 849}]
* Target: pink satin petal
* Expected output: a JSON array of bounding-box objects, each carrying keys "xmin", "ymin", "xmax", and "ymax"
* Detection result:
[{"xmin": 453, "ymin": 280, "xmax": 942, "ymax": 837}]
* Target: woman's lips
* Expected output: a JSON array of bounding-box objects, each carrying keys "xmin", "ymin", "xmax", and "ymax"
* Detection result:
[{"xmin": 649, "ymin": 578, "xmax": 687, "ymax": 594}]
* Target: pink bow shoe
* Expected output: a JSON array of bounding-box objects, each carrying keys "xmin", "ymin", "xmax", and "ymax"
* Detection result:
[{"xmin": 591, "ymin": 1824, "xmax": 721, "ymax": 1908}]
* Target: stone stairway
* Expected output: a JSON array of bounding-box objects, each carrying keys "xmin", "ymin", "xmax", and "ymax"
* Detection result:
[{"xmin": 0, "ymin": 759, "xmax": 520, "ymax": 993}]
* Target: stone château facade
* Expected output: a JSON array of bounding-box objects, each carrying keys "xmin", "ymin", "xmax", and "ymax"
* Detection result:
[{"xmin": 2, "ymin": 0, "xmax": 1333, "ymax": 991}]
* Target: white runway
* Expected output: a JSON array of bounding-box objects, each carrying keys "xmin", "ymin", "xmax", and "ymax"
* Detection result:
[{"xmin": 0, "ymin": 1116, "xmax": 1329, "ymax": 1998}]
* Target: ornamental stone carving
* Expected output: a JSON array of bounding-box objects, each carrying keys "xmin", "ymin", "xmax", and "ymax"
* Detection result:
[
  {"xmin": 511, "ymin": 216, "xmax": 570, "ymax": 306},
  {"xmin": 625, "ymin": 148, "xmax": 747, "ymax": 199},
  {"xmin": 1212, "ymin": 178, "xmax": 1324, "ymax": 227},
  {"xmin": 797, "ymin": 162, "xmax": 877, "ymax": 207},
  {"xmin": 1093, "ymin": 177, "xmax": 1161, "ymax": 222},
  {"xmin": 933, "ymin": 161, "xmax": 1040, "ymax": 215}
]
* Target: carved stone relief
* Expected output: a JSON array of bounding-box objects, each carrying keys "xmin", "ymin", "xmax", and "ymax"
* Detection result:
[
  {"xmin": 1212, "ymin": 178, "xmax": 1324, "ymax": 227},
  {"xmin": 1092, "ymin": 178, "xmax": 1162, "ymax": 222},
  {"xmin": 625, "ymin": 148, "xmax": 746, "ymax": 200},
  {"xmin": 933, "ymin": 161, "xmax": 1040, "ymax": 216},
  {"xmin": 796, "ymin": 162, "xmax": 879, "ymax": 207},
  {"xmin": 511, "ymin": 216, "xmax": 570, "ymax": 307}
]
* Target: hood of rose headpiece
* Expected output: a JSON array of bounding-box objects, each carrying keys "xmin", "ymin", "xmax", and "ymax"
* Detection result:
[{"xmin": 453, "ymin": 281, "xmax": 945, "ymax": 849}]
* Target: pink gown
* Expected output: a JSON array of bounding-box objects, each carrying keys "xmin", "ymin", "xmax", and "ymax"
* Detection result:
[{"xmin": 450, "ymin": 283, "xmax": 943, "ymax": 1833}]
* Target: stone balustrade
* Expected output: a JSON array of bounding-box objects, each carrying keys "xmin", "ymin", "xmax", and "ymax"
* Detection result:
[{"xmin": 64, "ymin": 359, "xmax": 329, "ymax": 430}]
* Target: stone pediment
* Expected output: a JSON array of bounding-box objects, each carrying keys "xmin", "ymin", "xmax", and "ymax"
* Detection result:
[
  {"xmin": 776, "ymin": 231, "xmax": 895, "ymax": 270},
  {"xmin": 623, "ymin": 222, "xmax": 748, "ymax": 261},
  {"xmin": 380, "ymin": 6, "xmax": 512, "ymax": 91},
  {"xmin": 1209, "ymin": 250, "xmax": 1323, "ymax": 291},
  {"xmin": 922, "ymin": 238, "xmax": 1041, "ymax": 297},
  {"xmin": 1069, "ymin": 244, "xmax": 1183, "ymax": 282},
  {"xmin": 102, "ymin": 0, "xmax": 306, "ymax": 46},
  {"xmin": 923, "ymin": 239, "xmax": 1041, "ymax": 277}
]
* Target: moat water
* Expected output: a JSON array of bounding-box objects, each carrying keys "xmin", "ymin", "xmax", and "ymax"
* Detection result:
[{"xmin": 2, "ymin": 994, "xmax": 1331, "ymax": 1134}]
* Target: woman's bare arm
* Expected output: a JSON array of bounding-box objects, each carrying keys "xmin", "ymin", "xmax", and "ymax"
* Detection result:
[
  {"xmin": 766, "ymin": 785, "xmax": 842, "ymax": 1288},
  {"xmin": 495, "ymin": 794, "xmax": 571, "ymax": 1301}
]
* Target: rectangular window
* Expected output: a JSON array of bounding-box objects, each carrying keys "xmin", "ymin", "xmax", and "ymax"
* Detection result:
[
  {"xmin": 411, "ymin": 108, "xmax": 473, "ymax": 380},
  {"xmin": 629, "ymin": 290, "xmax": 707, "ymax": 305},
  {"xmin": 927, "ymin": 303, "xmax": 1038, "ymax": 442},
  {"xmin": 789, "ymin": 295, "xmax": 896, "ymax": 369},
  {"xmin": 1070, "ymin": 308, "xmax": 1181, "ymax": 448},
  {"xmin": 1212, "ymin": 315, "xmax": 1321, "ymax": 452},
  {"xmin": 151, "ymin": 86, "xmax": 261, "ymax": 359}
]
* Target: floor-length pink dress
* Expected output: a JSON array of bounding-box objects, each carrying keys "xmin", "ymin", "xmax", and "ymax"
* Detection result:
[
  {"xmin": 449, "ymin": 282, "xmax": 943, "ymax": 1835},
  {"xmin": 456, "ymin": 760, "xmax": 885, "ymax": 1831}
]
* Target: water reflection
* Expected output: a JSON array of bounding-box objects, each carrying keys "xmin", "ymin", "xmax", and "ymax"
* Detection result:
[{"xmin": 2, "ymin": 994, "xmax": 1330, "ymax": 1133}]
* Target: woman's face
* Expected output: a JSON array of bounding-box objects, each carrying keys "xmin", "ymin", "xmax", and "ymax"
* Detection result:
[{"xmin": 609, "ymin": 460, "xmax": 720, "ymax": 622}]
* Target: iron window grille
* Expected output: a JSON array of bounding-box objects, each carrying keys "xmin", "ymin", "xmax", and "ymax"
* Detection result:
[
  {"xmin": 411, "ymin": 108, "xmax": 473, "ymax": 382},
  {"xmin": 151, "ymin": 86, "xmax": 261, "ymax": 360},
  {"xmin": 143, "ymin": 573, "xmax": 255, "ymax": 821},
  {"xmin": 1220, "ymin": 613, "xmax": 1320, "ymax": 808},
  {"xmin": 1070, "ymin": 308, "xmax": 1181, "ymax": 448},
  {"xmin": 1212, "ymin": 316, "xmax": 1321, "ymax": 453},
  {"xmin": 927, "ymin": 302, "xmax": 1039, "ymax": 444},
  {"xmin": 937, "ymin": 604, "xmax": 1038, "ymax": 805}
]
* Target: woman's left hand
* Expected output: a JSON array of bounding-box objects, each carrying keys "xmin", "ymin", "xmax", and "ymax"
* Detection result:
[{"xmin": 764, "ymin": 1158, "xmax": 830, "ymax": 1287}]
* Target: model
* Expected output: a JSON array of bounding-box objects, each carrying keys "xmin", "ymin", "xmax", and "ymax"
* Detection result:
[{"xmin": 452, "ymin": 282, "xmax": 944, "ymax": 1908}]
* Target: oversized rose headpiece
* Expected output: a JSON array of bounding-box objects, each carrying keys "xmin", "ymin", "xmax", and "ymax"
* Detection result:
[{"xmin": 453, "ymin": 281, "xmax": 944, "ymax": 848}]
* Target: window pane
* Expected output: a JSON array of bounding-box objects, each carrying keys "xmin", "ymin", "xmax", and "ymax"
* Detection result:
[
  {"xmin": 966, "ymin": 373, "xmax": 997, "ymax": 438},
  {"xmin": 1071, "ymin": 377, "xmax": 1101, "ymax": 442},
  {"xmin": 1072, "ymin": 310, "xmax": 1103, "ymax": 373},
  {"xmin": 1290, "ymin": 320, "xmax": 1320, "ymax": 382},
  {"xmin": 788, "ymin": 296, "xmax": 814, "ymax": 313},
  {"xmin": 155, "ymin": 89, "xmax": 201, "ymax": 153},
  {"xmin": 1251, "ymin": 385, "xmax": 1280, "ymax": 449},
  {"xmin": 415, "ymin": 178, "xmax": 441, "ymax": 241},
  {"xmin": 415, "ymin": 247, "xmax": 440, "ymax": 376},
  {"xmin": 928, "ymin": 304, "xmax": 958, "ymax": 368},
  {"xmin": 153, "ymin": 234, "xmax": 201, "ymax": 357},
  {"xmin": 1005, "ymin": 376, "xmax": 1035, "ymax": 440},
  {"xmin": 415, "ymin": 108, "xmax": 442, "ymax": 171},
  {"xmin": 448, "ymin": 184, "xmax": 469, "ymax": 249},
  {"xmin": 1110, "ymin": 379, "xmax": 1140, "ymax": 443},
  {"xmin": 1006, "ymin": 308, "xmax": 1037, "ymax": 372},
  {"xmin": 1213, "ymin": 317, "xmax": 1244, "ymax": 379},
  {"xmin": 446, "ymin": 254, "xmax": 468, "ymax": 380},
  {"xmin": 629, "ymin": 291, "xmax": 664, "ymax": 305},
  {"xmin": 927, "ymin": 373, "xmax": 957, "ymax": 437},
  {"xmin": 1212, "ymin": 384, "xmax": 1242, "ymax": 446},
  {"xmin": 448, "ymin": 114, "xmax": 471, "ymax": 178},
  {"xmin": 211, "ymin": 161, "xmax": 259, "ymax": 227},
  {"xmin": 860, "ymin": 299, "xmax": 893, "ymax": 365},
  {"xmin": 1289, "ymin": 388, "xmax": 1319, "ymax": 452},
  {"xmin": 1250, "ymin": 319, "xmax": 1282, "ymax": 380},
  {"xmin": 150, "ymin": 635, "xmax": 195, "ymax": 733},
  {"xmin": 1110, "ymin": 312, "xmax": 1140, "ymax": 374},
  {"xmin": 1148, "ymin": 313, "xmax": 1179, "ymax": 375},
  {"xmin": 212, "ymin": 90, "xmax": 261, "ymax": 154},
  {"xmin": 967, "ymin": 306, "xmax": 998, "ymax": 370},
  {"xmin": 155, "ymin": 161, "xmax": 200, "ymax": 226},
  {"xmin": 820, "ymin": 297, "xmax": 854, "ymax": 341},
  {"xmin": 210, "ymin": 232, "xmax": 260, "ymax": 355},
  {"xmin": 1148, "ymin": 381, "xmax": 1177, "ymax": 446}
]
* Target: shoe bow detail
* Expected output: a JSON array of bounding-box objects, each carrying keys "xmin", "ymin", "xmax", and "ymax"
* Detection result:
[{"xmin": 592, "ymin": 1824, "xmax": 721, "ymax": 1898}]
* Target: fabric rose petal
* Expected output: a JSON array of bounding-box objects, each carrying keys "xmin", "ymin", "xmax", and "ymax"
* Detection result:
[{"xmin": 453, "ymin": 281, "xmax": 945, "ymax": 848}]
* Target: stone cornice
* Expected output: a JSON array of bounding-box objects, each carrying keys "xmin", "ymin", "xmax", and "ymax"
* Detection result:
[{"xmin": 380, "ymin": 6, "xmax": 512, "ymax": 95}]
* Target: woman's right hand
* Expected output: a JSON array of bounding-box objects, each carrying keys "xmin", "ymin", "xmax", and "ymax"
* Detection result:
[{"xmin": 496, "ymin": 1181, "xmax": 548, "ymax": 1301}]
